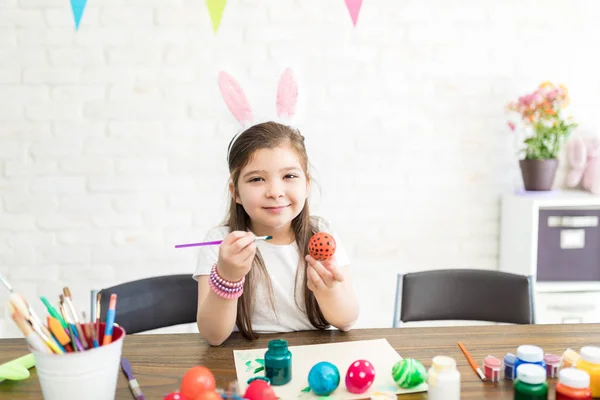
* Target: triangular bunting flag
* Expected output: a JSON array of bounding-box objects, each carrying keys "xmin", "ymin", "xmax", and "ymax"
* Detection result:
[
  {"xmin": 206, "ymin": 0, "xmax": 227, "ymax": 34},
  {"xmin": 70, "ymin": 0, "xmax": 87, "ymax": 31},
  {"xmin": 344, "ymin": 0, "xmax": 363, "ymax": 27}
]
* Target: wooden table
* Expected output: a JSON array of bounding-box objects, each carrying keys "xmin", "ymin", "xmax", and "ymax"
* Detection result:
[{"xmin": 1, "ymin": 323, "xmax": 598, "ymax": 399}]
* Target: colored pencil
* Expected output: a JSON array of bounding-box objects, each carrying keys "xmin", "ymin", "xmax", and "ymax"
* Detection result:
[
  {"xmin": 175, "ymin": 235, "xmax": 272, "ymax": 248},
  {"xmin": 458, "ymin": 341, "xmax": 485, "ymax": 381}
]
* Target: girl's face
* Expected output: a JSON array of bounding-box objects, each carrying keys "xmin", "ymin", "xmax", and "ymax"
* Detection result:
[{"xmin": 232, "ymin": 143, "xmax": 309, "ymax": 237}]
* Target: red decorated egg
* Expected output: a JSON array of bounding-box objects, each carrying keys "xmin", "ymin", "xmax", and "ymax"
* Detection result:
[
  {"xmin": 164, "ymin": 392, "xmax": 189, "ymax": 400},
  {"xmin": 180, "ymin": 366, "xmax": 216, "ymax": 399},
  {"xmin": 308, "ymin": 232, "xmax": 336, "ymax": 261},
  {"xmin": 244, "ymin": 378, "xmax": 277, "ymax": 400},
  {"xmin": 345, "ymin": 360, "xmax": 375, "ymax": 394}
]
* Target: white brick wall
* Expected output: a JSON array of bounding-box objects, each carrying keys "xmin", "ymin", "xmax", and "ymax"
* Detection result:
[{"xmin": 1, "ymin": 0, "xmax": 600, "ymax": 337}]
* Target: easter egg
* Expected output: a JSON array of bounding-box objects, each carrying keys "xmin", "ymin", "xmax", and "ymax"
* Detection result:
[
  {"xmin": 345, "ymin": 359, "xmax": 376, "ymax": 394},
  {"xmin": 308, "ymin": 232, "xmax": 336, "ymax": 261},
  {"xmin": 308, "ymin": 361, "xmax": 340, "ymax": 396},
  {"xmin": 180, "ymin": 366, "xmax": 216, "ymax": 399},
  {"xmin": 244, "ymin": 378, "xmax": 277, "ymax": 400},
  {"xmin": 163, "ymin": 392, "xmax": 189, "ymax": 400},
  {"xmin": 391, "ymin": 358, "xmax": 427, "ymax": 389},
  {"xmin": 194, "ymin": 391, "xmax": 222, "ymax": 400}
]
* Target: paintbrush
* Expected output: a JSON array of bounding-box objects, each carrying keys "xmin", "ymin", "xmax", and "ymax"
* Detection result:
[
  {"xmin": 10, "ymin": 296, "xmax": 63, "ymax": 354},
  {"xmin": 175, "ymin": 235, "xmax": 272, "ymax": 249},
  {"xmin": 0, "ymin": 274, "xmax": 64, "ymax": 353},
  {"xmin": 9, "ymin": 303, "xmax": 51, "ymax": 354},
  {"xmin": 95, "ymin": 292, "xmax": 101, "ymax": 346},
  {"xmin": 59, "ymin": 299, "xmax": 84, "ymax": 352},
  {"xmin": 62, "ymin": 288, "xmax": 89, "ymax": 349},
  {"xmin": 458, "ymin": 341, "xmax": 486, "ymax": 381},
  {"xmin": 121, "ymin": 357, "xmax": 145, "ymax": 400}
]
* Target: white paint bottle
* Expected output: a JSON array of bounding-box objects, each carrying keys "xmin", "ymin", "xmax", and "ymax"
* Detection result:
[{"xmin": 427, "ymin": 355, "xmax": 461, "ymax": 400}]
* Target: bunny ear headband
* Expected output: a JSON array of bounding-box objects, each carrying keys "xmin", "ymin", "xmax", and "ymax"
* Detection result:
[{"xmin": 217, "ymin": 68, "xmax": 299, "ymax": 159}]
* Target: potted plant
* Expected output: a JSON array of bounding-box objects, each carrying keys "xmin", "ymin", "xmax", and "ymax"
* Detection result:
[{"xmin": 506, "ymin": 82, "xmax": 578, "ymax": 191}]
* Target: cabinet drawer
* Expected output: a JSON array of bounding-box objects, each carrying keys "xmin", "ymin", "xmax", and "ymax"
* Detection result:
[
  {"xmin": 537, "ymin": 209, "xmax": 600, "ymax": 282},
  {"xmin": 535, "ymin": 292, "xmax": 600, "ymax": 324}
]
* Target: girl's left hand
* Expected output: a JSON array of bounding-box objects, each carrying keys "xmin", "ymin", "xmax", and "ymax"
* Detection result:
[{"xmin": 305, "ymin": 255, "xmax": 344, "ymax": 293}]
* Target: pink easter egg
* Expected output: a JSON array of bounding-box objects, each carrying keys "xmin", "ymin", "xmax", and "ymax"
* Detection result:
[{"xmin": 345, "ymin": 360, "xmax": 375, "ymax": 394}]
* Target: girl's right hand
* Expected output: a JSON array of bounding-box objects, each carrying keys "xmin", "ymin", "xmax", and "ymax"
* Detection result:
[{"xmin": 216, "ymin": 231, "xmax": 257, "ymax": 282}]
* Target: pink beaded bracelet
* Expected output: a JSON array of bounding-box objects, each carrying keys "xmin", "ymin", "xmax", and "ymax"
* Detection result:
[
  {"xmin": 210, "ymin": 264, "xmax": 245, "ymax": 287},
  {"xmin": 209, "ymin": 264, "xmax": 244, "ymax": 300}
]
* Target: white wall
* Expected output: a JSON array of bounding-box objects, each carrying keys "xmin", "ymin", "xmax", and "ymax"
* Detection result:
[{"xmin": 1, "ymin": 0, "xmax": 600, "ymax": 337}]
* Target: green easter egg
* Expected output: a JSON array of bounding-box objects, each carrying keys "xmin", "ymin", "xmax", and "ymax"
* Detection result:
[{"xmin": 391, "ymin": 358, "xmax": 427, "ymax": 389}]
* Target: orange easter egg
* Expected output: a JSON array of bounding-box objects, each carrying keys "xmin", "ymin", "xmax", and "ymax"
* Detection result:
[
  {"xmin": 194, "ymin": 391, "xmax": 221, "ymax": 400},
  {"xmin": 308, "ymin": 232, "xmax": 336, "ymax": 261},
  {"xmin": 180, "ymin": 366, "xmax": 216, "ymax": 399}
]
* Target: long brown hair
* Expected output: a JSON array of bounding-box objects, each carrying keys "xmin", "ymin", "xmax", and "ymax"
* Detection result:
[{"xmin": 225, "ymin": 121, "xmax": 329, "ymax": 340}]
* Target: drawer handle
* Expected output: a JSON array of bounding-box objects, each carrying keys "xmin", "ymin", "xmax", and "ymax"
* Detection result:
[
  {"xmin": 547, "ymin": 305, "xmax": 596, "ymax": 312},
  {"xmin": 548, "ymin": 216, "xmax": 599, "ymax": 227}
]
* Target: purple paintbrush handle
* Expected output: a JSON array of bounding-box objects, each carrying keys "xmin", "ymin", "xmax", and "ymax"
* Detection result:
[
  {"xmin": 174, "ymin": 240, "xmax": 223, "ymax": 248},
  {"xmin": 121, "ymin": 357, "xmax": 145, "ymax": 400}
]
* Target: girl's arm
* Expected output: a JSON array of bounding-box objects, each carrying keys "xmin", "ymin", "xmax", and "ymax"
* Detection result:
[
  {"xmin": 306, "ymin": 255, "xmax": 359, "ymax": 331},
  {"xmin": 196, "ymin": 277, "xmax": 239, "ymax": 346},
  {"xmin": 196, "ymin": 231, "xmax": 257, "ymax": 345}
]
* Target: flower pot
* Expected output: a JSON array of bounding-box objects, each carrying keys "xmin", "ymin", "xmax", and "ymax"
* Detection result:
[{"xmin": 519, "ymin": 159, "xmax": 559, "ymax": 191}]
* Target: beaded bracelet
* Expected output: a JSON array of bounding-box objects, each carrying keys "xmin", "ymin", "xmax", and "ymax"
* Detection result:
[
  {"xmin": 209, "ymin": 264, "xmax": 244, "ymax": 300},
  {"xmin": 210, "ymin": 264, "xmax": 245, "ymax": 288}
]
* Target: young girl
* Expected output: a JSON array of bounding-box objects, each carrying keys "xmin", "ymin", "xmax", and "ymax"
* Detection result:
[{"xmin": 193, "ymin": 121, "xmax": 359, "ymax": 346}]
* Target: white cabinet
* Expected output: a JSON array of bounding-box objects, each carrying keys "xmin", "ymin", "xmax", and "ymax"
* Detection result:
[{"xmin": 499, "ymin": 190, "xmax": 600, "ymax": 324}]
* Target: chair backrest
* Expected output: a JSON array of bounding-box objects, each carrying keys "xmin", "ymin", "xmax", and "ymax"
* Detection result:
[
  {"xmin": 98, "ymin": 274, "xmax": 198, "ymax": 334},
  {"xmin": 393, "ymin": 269, "xmax": 534, "ymax": 327}
]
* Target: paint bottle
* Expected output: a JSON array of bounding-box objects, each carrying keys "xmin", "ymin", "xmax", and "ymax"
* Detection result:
[
  {"xmin": 427, "ymin": 356, "xmax": 460, "ymax": 400},
  {"xmin": 544, "ymin": 353, "xmax": 560, "ymax": 379},
  {"xmin": 575, "ymin": 346, "xmax": 600, "ymax": 397},
  {"xmin": 483, "ymin": 355, "xmax": 501, "ymax": 382},
  {"xmin": 513, "ymin": 345, "xmax": 546, "ymax": 379},
  {"xmin": 513, "ymin": 364, "xmax": 548, "ymax": 400},
  {"xmin": 264, "ymin": 339, "xmax": 292, "ymax": 386},
  {"xmin": 562, "ymin": 348, "xmax": 581, "ymax": 369},
  {"xmin": 556, "ymin": 368, "xmax": 592, "ymax": 400},
  {"xmin": 505, "ymin": 353, "xmax": 517, "ymax": 380}
]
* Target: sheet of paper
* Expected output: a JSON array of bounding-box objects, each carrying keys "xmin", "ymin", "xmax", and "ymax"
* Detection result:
[{"xmin": 233, "ymin": 338, "xmax": 428, "ymax": 399}]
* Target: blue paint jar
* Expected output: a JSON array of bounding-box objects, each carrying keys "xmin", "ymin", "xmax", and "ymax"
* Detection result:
[
  {"xmin": 504, "ymin": 353, "xmax": 516, "ymax": 380},
  {"xmin": 513, "ymin": 345, "xmax": 546, "ymax": 380}
]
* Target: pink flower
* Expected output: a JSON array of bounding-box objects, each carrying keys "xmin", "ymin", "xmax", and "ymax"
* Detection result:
[{"xmin": 507, "ymin": 121, "xmax": 516, "ymax": 131}]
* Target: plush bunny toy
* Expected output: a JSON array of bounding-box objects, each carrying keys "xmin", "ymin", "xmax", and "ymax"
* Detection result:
[{"xmin": 566, "ymin": 134, "xmax": 600, "ymax": 195}]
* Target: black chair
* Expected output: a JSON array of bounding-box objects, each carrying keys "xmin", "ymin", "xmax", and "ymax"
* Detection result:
[
  {"xmin": 393, "ymin": 269, "xmax": 534, "ymax": 327},
  {"xmin": 96, "ymin": 274, "xmax": 198, "ymax": 334}
]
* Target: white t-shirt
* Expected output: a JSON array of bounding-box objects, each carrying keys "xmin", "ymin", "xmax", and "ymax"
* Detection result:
[{"xmin": 192, "ymin": 216, "xmax": 350, "ymax": 333}]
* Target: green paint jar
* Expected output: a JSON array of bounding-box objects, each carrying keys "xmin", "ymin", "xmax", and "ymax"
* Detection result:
[
  {"xmin": 264, "ymin": 339, "xmax": 292, "ymax": 386},
  {"xmin": 514, "ymin": 364, "xmax": 548, "ymax": 399}
]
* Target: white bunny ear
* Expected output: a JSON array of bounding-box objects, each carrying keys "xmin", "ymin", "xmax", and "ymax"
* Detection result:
[
  {"xmin": 276, "ymin": 68, "xmax": 298, "ymax": 121},
  {"xmin": 218, "ymin": 71, "xmax": 253, "ymax": 126}
]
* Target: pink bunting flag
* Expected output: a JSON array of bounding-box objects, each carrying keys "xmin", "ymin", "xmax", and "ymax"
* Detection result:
[{"xmin": 344, "ymin": 0, "xmax": 363, "ymax": 27}]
